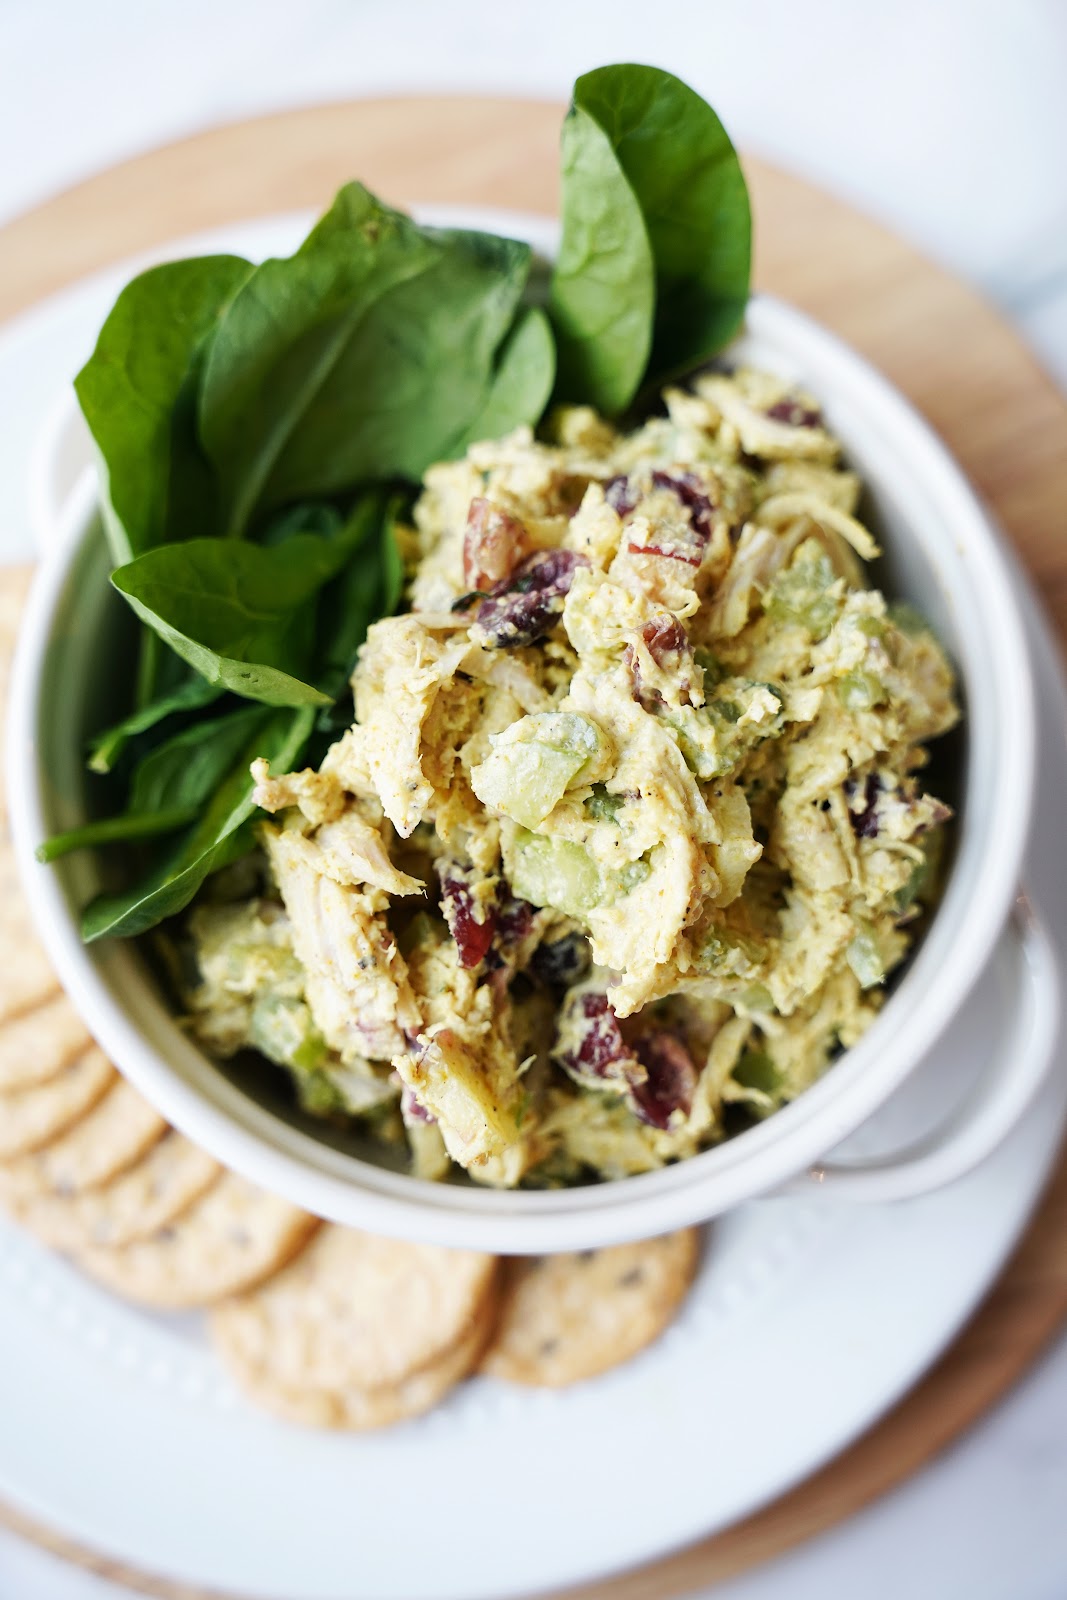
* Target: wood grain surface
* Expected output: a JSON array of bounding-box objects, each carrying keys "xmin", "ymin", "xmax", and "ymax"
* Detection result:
[{"xmin": 1, "ymin": 94, "xmax": 1066, "ymax": 1600}]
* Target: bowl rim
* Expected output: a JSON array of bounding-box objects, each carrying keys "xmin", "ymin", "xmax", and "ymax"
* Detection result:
[{"xmin": 6, "ymin": 269, "xmax": 1036, "ymax": 1251}]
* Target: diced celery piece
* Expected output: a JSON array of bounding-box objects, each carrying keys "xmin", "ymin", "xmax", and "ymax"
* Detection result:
[
  {"xmin": 894, "ymin": 829, "xmax": 944, "ymax": 916},
  {"xmin": 523, "ymin": 712, "xmax": 605, "ymax": 763},
  {"xmin": 665, "ymin": 708, "xmax": 722, "ymax": 779},
  {"xmin": 733, "ymin": 1048, "xmax": 780, "ymax": 1094},
  {"xmin": 471, "ymin": 711, "xmax": 610, "ymax": 830},
  {"xmin": 472, "ymin": 741, "xmax": 587, "ymax": 829},
  {"xmin": 212, "ymin": 935, "xmax": 303, "ymax": 996},
  {"xmin": 894, "ymin": 856, "xmax": 928, "ymax": 915},
  {"xmin": 667, "ymin": 681, "xmax": 783, "ymax": 781},
  {"xmin": 250, "ymin": 993, "xmax": 327, "ymax": 1073},
  {"xmin": 763, "ymin": 544, "xmax": 841, "ymax": 638},
  {"xmin": 292, "ymin": 1031, "xmax": 329, "ymax": 1075},
  {"xmin": 836, "ymin": 669, "xmax": 886, "ymax": 712},
  {"xmin": 694, "ymin": 925, "xmax": 763, "ymax": 976},
  {"xmin": 847, "ymin": 929, "xmax": 886, "ymax": 988},
  {"xmin": 508, "ymin": 829, "xmax": 604, "ymax": 919},
  {"xmin": 297, "ymin": 1072, "xmax": 350, "ymax": 1117},
  {"xmin": 585, "ymin": 783, "xmax": 624, "ymax": 823},
  {"xmin": 616, "ymin": 858, "xmax": 651, "ymax": 894},
  {"xmin": 887, "ymin": 600, "xmax": 930, "ymax": 636}
]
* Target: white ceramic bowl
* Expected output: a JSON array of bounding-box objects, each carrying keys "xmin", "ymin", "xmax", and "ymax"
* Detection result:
[{"xmin": 6, "ymin": 213, "xmax": 1060, "ymax": 1251}]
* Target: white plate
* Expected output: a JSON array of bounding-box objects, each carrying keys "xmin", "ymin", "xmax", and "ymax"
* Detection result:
[{"xmin": 0, "ymin": 222, "xmax": 1065, "ymax": 1600}]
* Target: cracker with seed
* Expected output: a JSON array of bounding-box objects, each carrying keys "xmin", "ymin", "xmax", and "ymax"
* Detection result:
[
  {"xmin": 0, "ymin": 992, "xmax": 94, "ymax": 1092},
  {"xmin": 210, "ymin": 1224, "xmax": 498, "ymax": 1393},
  {"xmin": 76, "ymin": 1171, "xmax": 318, "ymax": 1309},
  {"xmin": 14, "ymin": 1130, "xmax": 222, "ymax": 1252},
  {"xmin": 0, "ymin": 1044, "xmax": 115, "ymax": 1160},
  {"xmin": 480, "ymin": 1228, "xmax": 702, "ymax": 1387},
  {"xmin": 215, "ymin": 1292, "xmax": 496, "ymax": 1431},
  {"xmin": 0, "ymin": 849, "xmax": 62, "ymax": 1024},
  {"xmin": 0, "ymin": 1077, "xmax": 167, "ymax": 1205}
]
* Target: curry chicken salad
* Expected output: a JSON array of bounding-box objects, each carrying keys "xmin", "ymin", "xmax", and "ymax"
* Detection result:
[{"xmin": 179, "ymin": 366, "xmax": 958, "ymax": 1188}]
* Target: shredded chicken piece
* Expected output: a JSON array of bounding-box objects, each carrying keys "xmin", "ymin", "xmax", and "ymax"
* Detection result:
[
  {"xmin": 263, "ymin": 827, "xmax": 421, "ymax": 1063},
  {"xmin": 250, "ymin": 761, "xmax": 345, "ymax": 827},
  {"xmin": 352, "ymin": 617, "xmax": 472, "ymax": 837}
]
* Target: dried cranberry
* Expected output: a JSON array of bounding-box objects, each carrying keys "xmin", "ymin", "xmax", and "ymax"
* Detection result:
[
  {"xmin": 436, "ymin": 863, "xmax": 496, "ymax": 968},
  {"xmin": 622, "ymin": 644, "xmax": 653, "ymax": 709},
  {"xmin": 607, "ymin": 471, "xmax": 715, "ymax": 566},
  {"xmin": 627, "ymin": 615, "xmax": 693, "ymax": 710},
  {"xmin": 650, "ymin": 470, "xmax": 716, "ymax": 539},
  {"xmin": 628, "ymin": 526, "xmax": 705, "ymax": 567},
  {"xmin": 474, "ymin": 549, "xmax": 588, "ymax": 649},
  {"xmin": 573, "ymin": 993, "xmax": 626, "ymax": 1074},
  {"xmin": 558, "ymin": 991, "xmax": 636, "ymax": 1089},
  {"xmin": 616, "ymin": 471, "xmax": 714, "ymax": 566},
  {"xmin": 463, "ymin": 498, "xmax": 530, "ymax": 591},
  {"xmin": 766, "ymin": 398, "xmax": 822, "ymax": 428},
  {"xmin": 844, "ymin": 772, "xmax": 881, "ymax": 839},
  {"xmin": 643, "ymin": 615, "xmax": 689, "ymax": 666},
  {"xmin": 631, "ymin": 1032, "xmax": 698, "ymax": 1129},
  {"xmin": 604, "ymin": 475, "xmax": 638, "ymax": 516},
  {"xmin": 531, "ymin": 932, "xmax": 591, "ymax": 988},
  {"xmin": 494, "ymin": 894, "xmax": 535, "ymax": 960}
]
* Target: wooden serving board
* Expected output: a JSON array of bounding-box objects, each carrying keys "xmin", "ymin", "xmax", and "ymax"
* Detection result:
[{"xmin": 2, "ymin": 96, "xmax": 1067, "ymax": 1600}]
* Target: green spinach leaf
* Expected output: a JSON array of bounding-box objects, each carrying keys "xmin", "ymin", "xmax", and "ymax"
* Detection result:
[
  {"xmin": 36, "ymin": 808, "xmax": 199, "ymax": 865},
  {"xmin": 46, "ymin": 705, "xmax": 272, "ymax": 864},
  {"xmin": 88, "ymin": 673, "xmax": 223, "ymax": 773},
  {"xmin": 549, "ymin": 64, "xmax": 751, "ymax": 412},
  {"xmin": 81, "ymin": 705, "xmax": 314, "ymax": 942},
  {"xmin": 110, "ymin": 536, "xmax": 352, "ymax": 707},
  {"xmin": 454, "ymin": 304, "xmax": 556, "ymax": 450},
  {"xmin": 75, "ymin": 256, "xmax": 251, "ymax": 562},
  {"xmin": 246, "ymin": 225, "xmax": 535, "ymax": 513},
  {"xmin": 314, "ymin": 489, "xmax": 400, "ymax": 722},
  {"xmin": 549, "ymin": 102, "xmax": 654, "ymax": 415},
  {"xmin": 127, "ymin": 704, "xmax": 272, "ymax": 815},
  {"xmin": 573, "ymin": 64, "xmax": 751, "ymax": 386},
  {"xmin": 197, "ymin": 185, "xmax": 437, "ymax": 537},
  {"xmin": 379, "ymin": 491, "xmax": 407, "ymax": 616},
  {"xmin": 259, "ymin": 501, "xmax": 344, "ymax": 545},
  {"xmin": 199, "ymin": 189, "xmax": 540, "ymax": 535}
]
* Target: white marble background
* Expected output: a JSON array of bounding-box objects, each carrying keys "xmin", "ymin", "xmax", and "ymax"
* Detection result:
[{"xmin": 2, "ymin": 1, "xmax": 1067, "ymax": 1597}]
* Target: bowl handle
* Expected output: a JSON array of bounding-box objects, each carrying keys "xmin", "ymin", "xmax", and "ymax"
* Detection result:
[{"xmin": 791, "ymin": 892, "xmax": 1060, "ymax": 1202}]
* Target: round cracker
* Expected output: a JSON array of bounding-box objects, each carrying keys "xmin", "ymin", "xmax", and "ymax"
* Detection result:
[
  {"xmin": 0, "ymin": 1077, "xmax": 167, "ymax": 1205},
  {"xmin": 14, "ymin": 1130, "xmax": 222, "ymax": 1252},
  {"xmin": 76, "ymin": 1171, "xmax": 318, "ymax": 1309},
  {"xmin": 0, "ymin": 1044, "xmax": 115, "ymax": 1160},
  {"xmin": 480, "ymin": 1229, "xmax": 702, "ymax": 1387},
  {"xmin": 214, "ymin": 1295, "xmax": 495, "ymax": 1431},
  {"xmin": 0, "ymin": 849, "xmax": 62, "ymax": 1024},
  {"xmin": 0, "ymin": 991, "xmax": 93, "ymax": 1092},
  {"xmin": 210, "ymin": 1225, "xmax": 498, "ymax": 1392}
]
